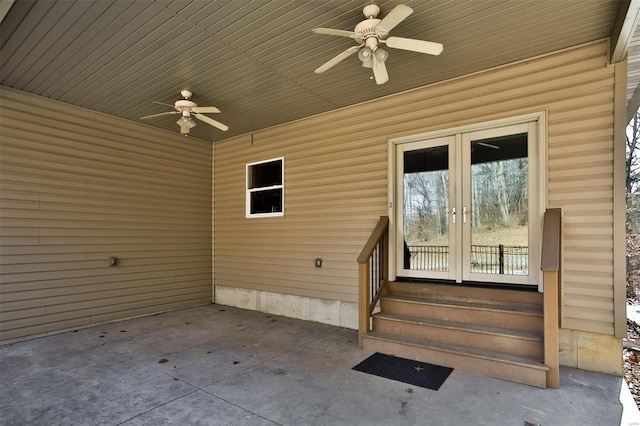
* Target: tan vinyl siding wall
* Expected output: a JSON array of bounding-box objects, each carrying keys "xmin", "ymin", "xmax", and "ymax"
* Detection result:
[
  {"xmin": 0, "ymin": 87, "xmax": 212, "ymax": 342},
  {"xmin": 214, "ymin": 41, "xmax": 616, "ymax": 335}
]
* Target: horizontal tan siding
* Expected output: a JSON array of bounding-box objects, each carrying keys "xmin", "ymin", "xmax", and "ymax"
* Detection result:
[
  {"xmin": 214, "ymin": 41, "xmax": 616, "ymax": 335},
  {"xmin": 0, "ymin": 87, "xmax": 212, "ymax": 342}
]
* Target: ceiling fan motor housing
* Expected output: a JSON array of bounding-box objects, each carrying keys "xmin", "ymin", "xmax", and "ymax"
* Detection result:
[
  {"xmin": 354, "ymin": 18, "xmax": 382, "ymax": 46},
  {"xmin": 175, "ymin": 99, "xmax": 197, "ymax": 112}
]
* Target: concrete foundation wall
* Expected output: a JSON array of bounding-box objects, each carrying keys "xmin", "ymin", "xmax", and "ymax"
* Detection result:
[
  {"xmin": 559, "ymin": 328, "xmax": 623, "ymax": 375},
  {"xmin": 214, "ymin": 284, "xmax": 358, "ymax": 329}
]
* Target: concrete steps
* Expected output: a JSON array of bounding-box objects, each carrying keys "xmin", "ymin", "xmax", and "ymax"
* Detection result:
[{"xmin": 362, "ymin": 282, "xmax": 549, "ymax": 388}]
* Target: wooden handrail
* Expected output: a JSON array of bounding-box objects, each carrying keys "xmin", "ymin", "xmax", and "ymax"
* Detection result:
[
  {"xmin": 357, "ymin": 215, "xmax": 389, "ymax": 347},
  {"xmin": 357, "ymin": 216, "xmax": 389, "ymax": 264},
  {"xmin": 541, "ymin": 208, "xmax": 562, "ymax": 389}
]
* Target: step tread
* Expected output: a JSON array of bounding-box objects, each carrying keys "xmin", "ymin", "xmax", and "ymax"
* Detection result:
[
  {"xmin": 389, "ymin": 292, "xmax": 543, "ymax": 309},
  {"xmin": 364, "ymin": 331, "xmax": 549, "ymax": 371},
  {"xmin": 392, "ymin": 281, "xmax": 542, "ymax": 304},
  {"xmin": 373, "ymin": 312, "xmax": 543, "ymax": 341},
  {"xmin": 382, "ymin": 294, "xmax": 543, "ymax": 316}
]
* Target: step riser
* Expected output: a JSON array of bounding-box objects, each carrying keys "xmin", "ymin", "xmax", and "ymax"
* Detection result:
[
  {"xmin": 390, "ymin": 282, "xmax": 542, "ymax": 308},
  {"xmin": 381, "ymin": 299, "xmax": 543, "ymax": 333},
  {"xmin": 372, "ymin": 317, "xmax": 543, "ymax": 359},
  {"xmin": 363, "ymin": 336, "xmax": 547, "ymax": 388}
]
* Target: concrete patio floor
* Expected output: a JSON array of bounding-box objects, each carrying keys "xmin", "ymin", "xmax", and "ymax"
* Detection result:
[{"xmin": 1, "ymin": 304, "xmax": 638, "ymax": 426}]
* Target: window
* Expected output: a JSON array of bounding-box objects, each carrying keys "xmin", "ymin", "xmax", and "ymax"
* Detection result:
[{"xmin": 246, "ymin": 157, "xmax": 284, "ymax": 217}]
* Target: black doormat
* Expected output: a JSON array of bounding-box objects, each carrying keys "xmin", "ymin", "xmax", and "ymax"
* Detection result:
[{"xmin": 353, "ymin": 353, "xmax": 453, "ymax": 391}]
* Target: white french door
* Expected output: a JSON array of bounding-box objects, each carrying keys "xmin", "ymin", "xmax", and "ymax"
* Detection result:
[{"xmin": 394, "ymin": 120, "xmax": 540, "ymax": 286}]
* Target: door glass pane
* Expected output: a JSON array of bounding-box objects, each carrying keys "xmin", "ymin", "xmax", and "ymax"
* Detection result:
[
  {"xmin": 403, "ymin": 145, "xmax": 449, "ymax": 271},
  {"xmin": 470, "ymin": 133, "xmax": 528, "ymax": 275}
]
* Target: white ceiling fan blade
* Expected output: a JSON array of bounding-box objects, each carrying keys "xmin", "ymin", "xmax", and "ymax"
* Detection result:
[
  {"xmin": 376, "ymin": 4, "xmax": 413, "ymax": 36},
  {"xmin": 371, "ymin": 54, "xmax": 389, "ymax": 85},
  {"xmin": 385, "ymin": 37, "xmax": 443, "ymax": 55},
  {"xmin": 314, "ymin": 45, "xmax": 361, "ymax": 74},
  {"xmin": 195, "ymin": 113, "xmax": 229, "ymax": 131},
  {"xmin": 140, "ymin": 111, "xmax": 179, "ymax": 120},
  {"xmin": 312, "ymin": 28, "xmax": 356, "ymax": 38},
  {"xmin": 192, "ymin": 106, "xmax": 220, "ymax": 114}
]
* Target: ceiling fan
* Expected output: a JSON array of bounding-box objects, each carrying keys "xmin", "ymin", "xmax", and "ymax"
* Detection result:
[
  {"xmin": 140, "ymin": 90, "xmax": 228, "ymax": 135},
  {"xmin": 312, "ymin": 4, "xmax": 443, "ymax": 85}
]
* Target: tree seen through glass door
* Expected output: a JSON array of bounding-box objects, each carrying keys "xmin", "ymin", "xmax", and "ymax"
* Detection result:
[
  {"xmin": 470, "ymin": 134, "xmax": 529, "ymax": 276},
  {"xmin": 403, "ymin": 145, "xmax": 450, "ymax": 272}
]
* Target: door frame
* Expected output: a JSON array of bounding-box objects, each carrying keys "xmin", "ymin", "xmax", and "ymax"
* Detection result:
[
  {"xmin": 387, "ymin": 111, "xmax": 548, "ymax": 290},
  {"xmin": 395, "ymin": 135, "xmax": 458, "ymax": 280}
]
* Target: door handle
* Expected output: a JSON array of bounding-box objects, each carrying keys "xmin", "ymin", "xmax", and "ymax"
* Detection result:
[{"xmin": 451, "ymin": 207, "xmax": 456, "ymax": 224}]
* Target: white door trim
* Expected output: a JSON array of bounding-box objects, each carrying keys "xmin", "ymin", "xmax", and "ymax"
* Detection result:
[{"xmin": 388, "ymin": 111, "xmax": 548, "ymax": 289}]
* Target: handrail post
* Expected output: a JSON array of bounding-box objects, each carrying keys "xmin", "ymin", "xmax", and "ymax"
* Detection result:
[
  {"xmin": 358, "ymin": 260, "xmax": 370, "ymax": 348},
  {"xmin": 541, "ymin": 208, "xmax": 562, "ymax": 389},
  {"xmin": 543, "ymin": 269, "xmax": 560, "ymax": 388}
]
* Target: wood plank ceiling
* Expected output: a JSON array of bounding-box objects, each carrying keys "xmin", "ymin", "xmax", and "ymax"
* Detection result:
[{"xmin": 0, "ymin": 0, "xmax": 627, "ymax": 142}]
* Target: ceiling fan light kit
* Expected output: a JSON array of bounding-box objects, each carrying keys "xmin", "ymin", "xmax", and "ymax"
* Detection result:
[
  {"xmin": 176, "ymin": 114, "xmax": 197, "ymax": 135},
  {"xmin": 140, "ymin": 89, "xmax": 228, "ymax": 136},
  {"xmin": 312, "ymin": 3, "xmax": 443, "ymax": 85}
]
